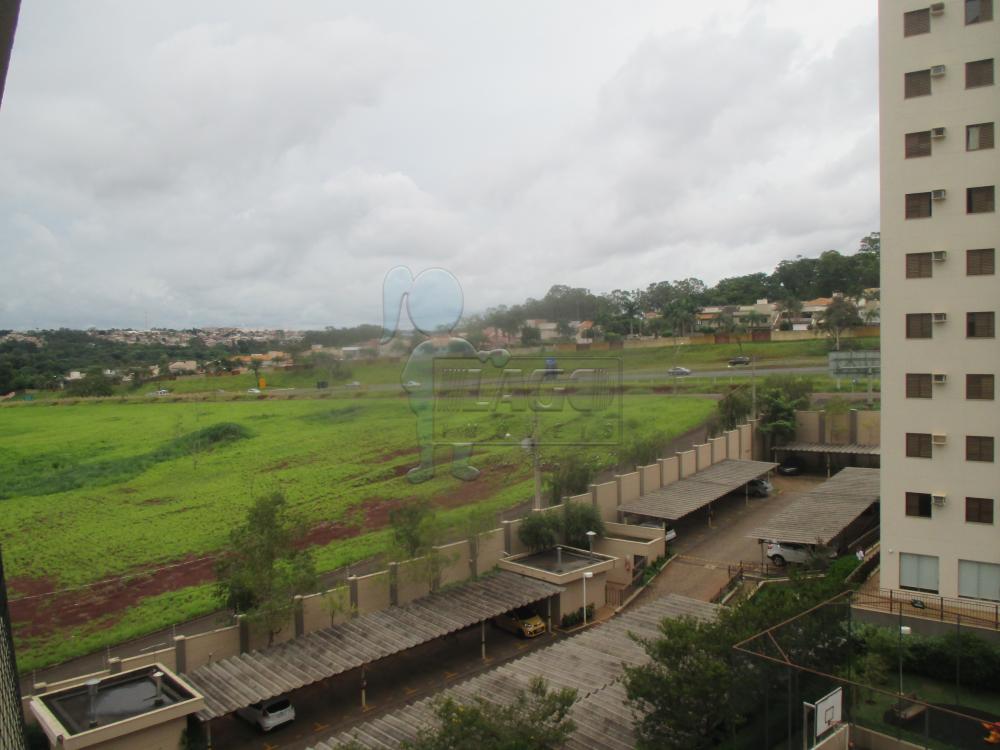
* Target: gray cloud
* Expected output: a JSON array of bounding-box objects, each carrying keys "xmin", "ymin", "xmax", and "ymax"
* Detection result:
[{"xmin": 0, "ymin": 3, "xmax": 877, "ymax": 329}]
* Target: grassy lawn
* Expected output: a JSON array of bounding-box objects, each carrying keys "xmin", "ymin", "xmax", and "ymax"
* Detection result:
[{"xmin": 1, "ymin": 390, "xmax": 716, "ymax": 670}]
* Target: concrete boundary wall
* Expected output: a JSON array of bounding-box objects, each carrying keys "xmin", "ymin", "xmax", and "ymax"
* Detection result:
[
  {"xmin": 726, "ymin": 429, "xmax": 740, "ymax": 459},
  {"xmin": 695, "ymin": 443, "xmax": 711, "ymax": 470},
  {"xmin": 739, "ymin": 424, "xmax": 752, "ymax": 459},
  {"xmin": 354, "ymin": 570, "xmax": 390, "ymax": 615},
  {"xmin": 477, "ymin": 528, "xmax": 504, "ymax": 572},
  {"xmin": 434, "ymin": 540, "xmax": 471, "ymax": 589},
  {"xmin": 616, "ymin": 472, "xmax": 640, "ymax": 504},
  {"xmin": 396, "ymin": 558, "xmax": 432, "ymax": 605},
  {"xmin": 593, "ymin": 481, "xmax": 618, "ymax": 521},
  {"xmin": 710, "ymin": 436, "xmax": 727, "ymax": 463},
  {"xmin": 658, "ymin": 456, "xmax": 679, "ymax": 486},
  {"xmin": 677, "ymin": 450, "xmax": 696, "ymax": 478},
  {"xmin": 639, "ymin": 464, "xmax": 660, "ymax": 495}
]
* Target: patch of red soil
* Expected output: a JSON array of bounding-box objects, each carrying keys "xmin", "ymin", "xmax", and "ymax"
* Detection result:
[{"xmin": 298, "ymin": 521, "xmax": 360, "ymax": 548}]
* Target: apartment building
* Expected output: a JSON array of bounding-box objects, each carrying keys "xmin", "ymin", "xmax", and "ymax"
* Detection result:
[
  {"xmin": 0, "ymin": 549, "xmax": 27, "ymax": 750},
  {"xmin": 879, "ymin": 0, "xmax": 999, "ymax": 599}
]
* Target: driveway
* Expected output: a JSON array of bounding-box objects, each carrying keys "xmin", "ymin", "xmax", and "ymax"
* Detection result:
[{"xmin": 633, "ymin": 474, "xmax": 826, "ymax": 604}]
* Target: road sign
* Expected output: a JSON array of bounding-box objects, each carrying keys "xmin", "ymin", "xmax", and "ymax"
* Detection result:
[{"xmin": 828, "ymin": 350, "xmax": 880, "ymax": 376}]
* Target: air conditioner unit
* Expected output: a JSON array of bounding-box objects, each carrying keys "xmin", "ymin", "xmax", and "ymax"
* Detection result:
[
  {"xmin": 930, "ymin": 65, "xmax": 947, "ymax": 77},
  {"xmin": 933, "ymin": 312, "xmax": 948, "ymax": 323},
  {"xmin": 929, "ymin": 2, "xmax": 945, "ymax": 15},
  {"xmin": 932, "ymin": 433, "xmax": 947, "ymax": 445},
  {"xmin": 931, "ymin": 127, "xmax": 946, "ymax": 139},
  {"xmin": 932, "ymin": 250, "xmax": 947, "ymax": 262},
  {"xmin": 933, "ymin": 373, "xmax": 947, "ymax": 384},
  {"xmin": 931, "ymin": 189, "xmax": 947, "ymax": 201},
  {"xmin": 932, "ymin": 494, "xmax": 947, "ymax": 506}
]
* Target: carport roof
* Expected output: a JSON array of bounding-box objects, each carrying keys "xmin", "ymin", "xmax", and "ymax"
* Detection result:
[
  {"xmin": 777, "ymin": 441, "xmax": 881, "ymax": 456},
  {"xmin": 187, "ymin": 571, "xmax": 562, "ymax": 720},
  {"xmin": 619, "ymin": 459, "xmax": 777, "ymax": 521},
  {"xmin": 748, "ymin": 466, "xmax": 880, "ymax": 546},
  {"xmin": 310, "ymin": 594, "xmax": 719, "ymax": 750}
]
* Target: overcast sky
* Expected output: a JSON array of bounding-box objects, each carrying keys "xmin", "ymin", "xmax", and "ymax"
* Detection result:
[{"xmin": 0, "ymin": 1, "xmax": 878, "ymax": 330}]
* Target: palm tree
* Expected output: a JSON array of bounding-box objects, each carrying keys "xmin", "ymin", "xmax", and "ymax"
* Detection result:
[
  {"xmin": 744, "ymin": 310, "xmax": 769, "ymax": 331},
  {"xmin": 777, "ymin": 297, "xmax": 804, "ymax": 326}
]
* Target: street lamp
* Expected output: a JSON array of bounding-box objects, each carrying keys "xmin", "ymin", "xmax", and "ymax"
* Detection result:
[
  {"xmin": 583, "ymin": 571, "xmax": 594, "ymax": 626},
  {"xmin": 898, "ymin": 623, "xmax": 912, "ymax": 702},
  {"xmin": 586, "ymin": 530, "xmax": 597, "ymax": 561}
]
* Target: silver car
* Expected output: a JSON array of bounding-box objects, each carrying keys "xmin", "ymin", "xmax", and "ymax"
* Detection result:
[{"xmin": 236, "ymin": 697, "xmax": 295, "ymax": 732}]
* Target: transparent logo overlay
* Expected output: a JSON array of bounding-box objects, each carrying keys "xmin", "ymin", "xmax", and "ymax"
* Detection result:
[{"xmin": 430, "ymin": 355, "xmax": 623, "ymax": 447}]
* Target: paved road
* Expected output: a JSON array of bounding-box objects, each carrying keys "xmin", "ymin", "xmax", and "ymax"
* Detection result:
[{"xmin": 633, "ymin": 474, "xmax": 826, "ymax": 604}]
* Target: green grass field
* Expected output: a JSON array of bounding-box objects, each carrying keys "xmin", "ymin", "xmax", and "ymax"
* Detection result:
[{"xmin": 1, "ymin": 388, "xmax": 716, "ymax": 670}]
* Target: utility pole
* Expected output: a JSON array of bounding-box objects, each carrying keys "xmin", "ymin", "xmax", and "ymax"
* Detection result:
[{"xmin": 751, "ymin": 355, "xmax": 757, "ymax": 418}]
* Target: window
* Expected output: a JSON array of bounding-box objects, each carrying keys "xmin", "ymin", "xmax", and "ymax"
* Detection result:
[
  {"xmin": 966, "ymin": 59, "xmax": 995, "ymax": 88},
  {"xmin": 966, "ymin": 0, "xmax": 994, "ymax": 23},
  {"xmin": 966, "ymin": 435, "xmax": 995, "ymax": 462},
  {"xmin": 966, "ymin": 497, "xmax": 994, "ymax": 523},
  {"xmin": 967, "ymin": 185, "xmax": 996, "ymax": 213},
  {"xmin": 906, "ymin": 313, "xmax": 933, "ymax": 338},
  {"xmin": 967, "ymin": 311, "xmax": 996, "ymax": 337},
  {"xmin": 967, "ymin": 122, "xmax": 995, "ymax": 150},
  {"xmin": 967, "ymin": 374, "xmax": 995, "ymax": 399},
  {"xmin": 959, "ymin": 560, "xmax": 1000, "ymax": 601},
  {"xmin": 906, "ymin": 492, "xmax": 933, "ymax": 517},
  {"xmin": 905, "ymin": 131, "xmax": 932, "ymax": 157},
  {"xmin": 906, "ymin": 192, "xmax": 932, "ymax": 218},
  {"xmin": 968, "ymin": 248, "xmax": 996, "ymax": 275},
  {"xmin": 904, "ymin": 8, "xmax": 932, "ymax": 34},
  {"xmin": 905, "ymin": 252, "xmax": 933, "ymax": 278},
  {"xmin": 906, "ymin": 373, "xmax": 933, "ymax": 398},
  {"xmin": 906, "ymin": 432, "xmax": 933, "ymax": 458},
  {"xmin": 905, "ymin": 69, "xmax": 932, "ymax": 98},
  {"xmin": 900, "ymin": 552, "xmax": 939, "ymax": 593}
]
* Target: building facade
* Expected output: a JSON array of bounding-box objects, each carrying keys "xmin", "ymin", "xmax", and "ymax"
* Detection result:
[{"xmin": 879, "ymin": 0, "xmax": 999, "ymax": 598}]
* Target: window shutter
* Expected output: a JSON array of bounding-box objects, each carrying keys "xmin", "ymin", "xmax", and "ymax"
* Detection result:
[
  {"xmin": 905, "ymin": 131, "xmax": 932, "ymax": 157},
  {"xmin": 905, "ymin": 70, "xmax": 932, "ymax": 98},
  {"xmin": 966, "ymin": 59, "xmax": 995, "ymax": 88},
  {"xmin": 906, "ymin": 192, "xmax": 932, "ymax": 218},
  {"xmin": 967, "ymin": 248, "xmax": 996, "ymax": 275},
  {"xmin": 904, "ymin": 8, "xmax": 931, "ymax": 35},
  {"xmin": 967, "ymin": 374, "xmax": 996, "ymax": 400},
  {"xmin": 966, "ymin": 0, "xmax": 995, "ymax": 24}
]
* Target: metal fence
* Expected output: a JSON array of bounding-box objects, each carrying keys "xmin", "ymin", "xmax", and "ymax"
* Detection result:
[{"xmin": 854, "ymin": 586, "xmax": 1000, "ymax": 631}]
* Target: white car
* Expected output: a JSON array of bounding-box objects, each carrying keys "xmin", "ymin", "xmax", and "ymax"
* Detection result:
[
  {"xmin": 247, "ymin": 387, "xmax": 261, "ymax": 394},
  {"xmin": 765, "ymin": 541, "xmax": 836, "ymax": 567},
  {"xmin": 236, "ymin": 697, "xmax": 295, "ymax": 732},
  {"xmin": 639, "ymin": 520, "xmax": 678, "ymax": 542}
]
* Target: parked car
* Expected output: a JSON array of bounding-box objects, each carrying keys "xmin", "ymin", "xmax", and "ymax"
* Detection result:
[
  {"xmin": 236, "ymin": 697, "xmax": 295, "ymax": 732},
  {"xmin": 666, "ymin": 366, "xmax": 691, "ymax": 377},
  {"xmin": 777, "ymin": 454, "xmax": 803, "ymax": 475},
  {"xmin": 494, "ymin": 606, "xmax": 546, "ymax": 638},
  {"xmin": 765, "ymin": 541, "xmax": 836, "ymax": 567},
  {"xmin": 747, "ymin": 478, "xmax": 772, "ymax": 497},
  {"xmin": 728, "ymin": 355, "xmax": 751, "ymax": 366}
]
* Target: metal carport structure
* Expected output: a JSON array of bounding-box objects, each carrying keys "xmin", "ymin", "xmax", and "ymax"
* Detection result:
[
  {"xmin": 619, "ymin": 459, "xmax": 777, "ymax": 522},
  {"xmin": 186, "ymin": 570, "xmax": 562, "ymax": 720},
  {"xmin": 748, "ymin": 467, "xmax": 880, "ymax": 547},
  {"xmin": 310, "ymin": 593, "xmax": 720, "ymax": 750}
]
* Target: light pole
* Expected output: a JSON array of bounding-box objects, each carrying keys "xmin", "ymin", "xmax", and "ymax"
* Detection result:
[
  {"xmin": 586, "ymin": 530, "xmax": 596, "ymax": 561},
  {"xmin": 583, "ymin": 571, "xmax": 594, "ymax": 626},
  {"xmin": 898, "ymin": 622, "xmax": 911, "ymax": 713}
]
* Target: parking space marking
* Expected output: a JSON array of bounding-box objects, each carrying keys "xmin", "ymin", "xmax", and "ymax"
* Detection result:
[
  {"xmin": 313, "ymin": 722, "xmax": 330, "ymax": 732},
  {"xmin": 443, "ymin": 670, "xmax": 457, "ymax": 680}
]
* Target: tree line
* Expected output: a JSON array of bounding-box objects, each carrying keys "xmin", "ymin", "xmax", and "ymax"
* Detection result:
[{"xmin": 468, "ymin": 232, "xmax": 879, "ymax": 342}]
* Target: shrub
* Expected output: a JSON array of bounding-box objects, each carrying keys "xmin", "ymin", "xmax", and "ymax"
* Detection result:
[
  {"xmin": 560, "ymin": 604, "xmax": 595, "ymax": 628},
  {"xmin": 518, "ymin": 512, "xmax": 561, "ymax": 552}
]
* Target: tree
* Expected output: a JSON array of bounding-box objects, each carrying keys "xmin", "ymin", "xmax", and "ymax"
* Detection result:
[
  {"xmin": 65, "ymin": 367, "xmax": 114, "ymax": 397},
  {"xmin": 816, "ymin": 296, "xmax": 863, "ymax": 351},
  {"xmin": 403, "ymin": 677, "xmax": 577, "ymax": 750},
  {"xmin": 717, "ymin": 387, "xmax": 752, "ymax": 430},
  {"xmin": 388, "ymin": 499, "xmax": 438, "ymax": 559},
  {"xmin": 518, "ymin": 512, "xmax": 561, "ymax": 552},
  {"xmin": 521, "ymin": 326, "xmax": 542, "ymax": 346},
  {"xmin": 743, "ymin": 310, "xmax": 769, "ymax": 331},
  {"xmin": 555, "ymin": 320, "xmax": 574, "ymax": 339},
  {"xmin": 544, "ymin": 454, "xmax": 596, "ymax": 506},
  {"xmin": 757, "ymin": 376, "xmax": 812, "ymax": 451},
  {"xmin": 561, "ymin": 502, "xmax": 605, "ymax": 549},
  {"xmin": 215, "ymin": 492, "xmax": 317, "ymax": 646}
]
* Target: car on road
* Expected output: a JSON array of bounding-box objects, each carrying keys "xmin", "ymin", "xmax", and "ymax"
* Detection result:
[
  {"xmin": 728, "ymin": 355, "xmax": 751, "ymax": 366},
  {"xmin": 247, "ymin": 387, "xmax": 261, "ymax": 394},
  {"xmin": 777, "ymin": 455, "xmax": 804, "ymax": 475},
  {"xmin": 403, "ymin": 380, "xmax": 421, "ymax": 389},
  {"xmin": 747, "ymin": 478, "xmax": 772, "ymax": 497},
  {"xmin": 666, "ymin": 366, "xmax": 691, "ymax": 377},
  {"xmin": 236, "ymin": 697, "xmax": 295, "ymax": 732},
  {"xmin": 765, "ymin": 540, "xmax": 836, "ymax": 567},
  {"xmin": 346, "ymin": 381, "xmax": 362, "ymax": 388},
  {"xmin": 149, "ymin": 388, "xmax": 169, "ymax": 397},
  {"xmin": 494, "ymin": 606, "xmax": 546, "ymax": 638}
]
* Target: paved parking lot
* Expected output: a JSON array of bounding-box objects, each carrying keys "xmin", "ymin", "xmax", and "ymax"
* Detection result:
[{"xmin": 633, "ymin": 474, "xmax": 826, "ymax": 604}]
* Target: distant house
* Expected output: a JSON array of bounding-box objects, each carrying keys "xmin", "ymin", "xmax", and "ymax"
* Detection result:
[
  {"xmin": 65, "ymin": 371, "xmax": 83, "ymax": 381},
  {"xmin": 524, "ymin": 319, "xmax": 561, "ymax": 342},
  {"xmin": 168, "ymin": 360, "xmax": 198, "ymax": 374}
]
